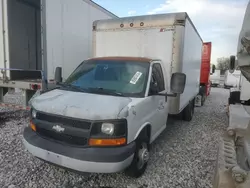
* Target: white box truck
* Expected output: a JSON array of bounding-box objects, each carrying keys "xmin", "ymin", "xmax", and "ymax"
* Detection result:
[
  {"xmin": 23, "ymin": 12, "xmax": 203, "ymax": 178},
  {"xmin": 210, "ymin": 69, "xmax": 221, "ymax": 87},
  {"xmin": 0, "ymin": 0, "xmax": 117, "ymax": 109}
]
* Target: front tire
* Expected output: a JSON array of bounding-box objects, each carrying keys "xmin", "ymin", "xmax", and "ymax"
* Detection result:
[{"xmin": 124, "ymin": 133, "xmax": 149, "ymax": 178}]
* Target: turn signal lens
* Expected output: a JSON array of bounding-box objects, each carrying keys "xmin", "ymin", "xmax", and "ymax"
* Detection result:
[
  {"xmin": 30, "ymin": 121, "xmax": 36, "ymax": 132},
  {"xmin": 89, "ymin": 138, "xmax": 126, "ymax": 146}
]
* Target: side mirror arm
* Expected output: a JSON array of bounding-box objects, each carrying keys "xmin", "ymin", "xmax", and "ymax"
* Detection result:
[
  {"xmin": 157, "ymin": 92, "xmax": 177, "ymax": 97},
  {"xmin": 166, "ymin": 93, "xmax": 177, "ymax": 97}
]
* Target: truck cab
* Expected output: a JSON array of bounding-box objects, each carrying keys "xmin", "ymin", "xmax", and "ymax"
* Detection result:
[{"xmin": 23, "ymin": 57, "xmax": 186, "ymax": 178}]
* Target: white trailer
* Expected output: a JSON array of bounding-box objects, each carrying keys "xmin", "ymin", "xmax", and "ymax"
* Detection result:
[
  {"xmin": 23, "ymin": 12, "xmax": 203, "ymax": 178},
  {"xmin": 0, "ymin": 0, "xmax": 117, "ymax": 109},
  {"xmin": 210, "ymin": 70, "xmax": 221, "ymax": 87}
]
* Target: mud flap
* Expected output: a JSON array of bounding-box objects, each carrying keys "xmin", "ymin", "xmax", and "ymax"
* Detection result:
[{"xmin": 195, "ymin": 95, "xmax": 202, "ymax": 107}]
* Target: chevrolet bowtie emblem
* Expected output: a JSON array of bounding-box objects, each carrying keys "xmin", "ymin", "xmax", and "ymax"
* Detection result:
[{"xmin": 52, "ymin": 125, "xmax": 65, "ymax": 133}]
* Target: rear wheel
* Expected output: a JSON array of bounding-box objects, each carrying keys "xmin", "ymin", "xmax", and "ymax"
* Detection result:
[
  {"xmin": 125, "ymin": 132, "xmax": 150, "ymax": 178},
  {"xmin": 182, "ymin": 99, "xmax": 195, "ymax": 121}
]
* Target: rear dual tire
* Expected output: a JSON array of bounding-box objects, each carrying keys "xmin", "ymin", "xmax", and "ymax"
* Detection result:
[{"xmin": 182, "ymin": 99, "xmax": 195, "ymax": 121}]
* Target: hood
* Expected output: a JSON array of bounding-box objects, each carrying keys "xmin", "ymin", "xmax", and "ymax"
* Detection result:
[{"xmin": 31, "ymin": 89, "xmax": 132, "ymax": 120}]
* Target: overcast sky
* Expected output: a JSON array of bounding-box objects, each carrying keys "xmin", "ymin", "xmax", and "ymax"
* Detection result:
[{"xmin": 93, "ymin": 0, "xmax": 249, "ymax": 65}]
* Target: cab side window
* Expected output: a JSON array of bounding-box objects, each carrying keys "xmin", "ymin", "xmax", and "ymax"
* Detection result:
[{"xmin": 149, "ymin": 63, "xmax": 165, "ymax": 95}]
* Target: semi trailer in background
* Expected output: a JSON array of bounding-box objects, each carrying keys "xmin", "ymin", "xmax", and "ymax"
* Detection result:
[
  {"xmin": 213, "ymin": 1, "xmax": 250, "ymax": 187},
  {"xmin": 23, "ymin": 12, "xmax": 203, "ymax": 178},
  {"xmin": 0, "ymin": 0, "xmax": 117, "ymax": 109},
  {"xmin": 210, "ymin": 70, "xmax": 221, "ymax": 87},
  {"xmin": 196, "ymin": 42, "xmax": 213, "ymax": 106}
]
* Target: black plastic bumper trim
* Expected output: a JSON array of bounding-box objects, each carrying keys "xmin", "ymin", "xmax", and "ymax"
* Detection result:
[{"xmin": 23, "ymin": 127, "xmax": 136, "ymax": 163}]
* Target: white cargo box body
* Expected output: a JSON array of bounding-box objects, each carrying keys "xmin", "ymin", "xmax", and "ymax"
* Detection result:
[
  {"xmin": 210, "ymin": 70, "xmax": 221, "ymax": 85},
  {"xmin": 0, "ymin": 0, "xmax": 117, "ymax": 84},
  {"xmin": 93, "ymin": 13, "xmax": 203, "ymax": 114},
  {"xmin": 240, "ymin": 73, "xmax": 250, "ymax": 101},
  {"xmin": 224, "ymin": 70, "xmax": 241, "ymax": 87}
]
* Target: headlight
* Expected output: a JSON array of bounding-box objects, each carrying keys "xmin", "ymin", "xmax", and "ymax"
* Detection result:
[
  {"xmin": 31, "ymin": 109, "xmax": 37, "ymax": 119},
  {"xmin": 101, "ymin": 123, "xmax": 114, "ymax": 135},
  {"xmin": 90, "ymin": 119, "xmax": 127, "ymax": 138}
]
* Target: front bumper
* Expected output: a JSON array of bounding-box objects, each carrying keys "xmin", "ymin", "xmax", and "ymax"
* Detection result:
[
  {"xmin": 224, "ymin": 84, "xmax": 236, "ymax": 88},
  {"xmin": 23, "ymin": 128, "xmax": 135, "ymax": 173}
]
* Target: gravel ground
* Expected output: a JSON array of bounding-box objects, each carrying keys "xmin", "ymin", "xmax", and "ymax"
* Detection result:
[{"xmin": 0, "ymin": 87, "xmax": 229, "ymax": 188}]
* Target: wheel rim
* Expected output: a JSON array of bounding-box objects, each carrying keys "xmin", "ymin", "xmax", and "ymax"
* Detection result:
[{"xmin": 136, "ymin": 142, "xmax": 149, "ymax": 170}]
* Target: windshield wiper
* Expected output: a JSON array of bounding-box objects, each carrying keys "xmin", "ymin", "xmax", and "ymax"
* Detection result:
[
  {"xmin": 87, "ymin": 87, "xmax": 125, "ymax": 96},
  {"xmin": 57, "ymin": 83, "xmax": 86, "ymax": 92}
]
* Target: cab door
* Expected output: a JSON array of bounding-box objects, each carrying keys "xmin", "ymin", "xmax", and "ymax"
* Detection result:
[{"xmin": 147, "ymin": 62, "xmax": 168, "ymax": 141}]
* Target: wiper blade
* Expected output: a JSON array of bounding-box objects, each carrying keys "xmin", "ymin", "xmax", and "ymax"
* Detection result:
[
  {"xmin": 87, "ymin": 87, "xmax": 124, "ymax": 96},
  {"xmin": 57, "ymin": 83, "xmax": 86, "ymax": 92}
]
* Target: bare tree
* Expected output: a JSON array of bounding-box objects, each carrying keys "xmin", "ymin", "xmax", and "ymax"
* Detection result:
[{"xmin": 217, "ymin": 57, "xmax": 230, "ymax": 74}]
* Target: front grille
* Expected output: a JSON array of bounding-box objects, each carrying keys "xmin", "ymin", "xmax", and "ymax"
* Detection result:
[
  {"xmin": 36, "ymin": 112, "xmax": 91, "ymax": 130},
  {"xmin": 36, "ymin": 127, "xmax": 88, "ymax": 146}
]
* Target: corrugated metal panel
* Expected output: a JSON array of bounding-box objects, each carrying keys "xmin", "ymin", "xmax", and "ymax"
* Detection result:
[
  {"xmin": 85, "ymin": 0, "xmax": 118, "ymax": 18},
  {"xmin": 200, "ymin": 42, "xmax": 212, "ymax": 84},
  {"xmin": 202, "ymin": 42, "xmax": 212, "ymax": 61},
  {"xmin": 0, "ymin": 0, "xmax": 10, "ymax": 78},
  {"xmin": 0, "ymin": 0, "xmax": 5, "ymax": 70},
  {"xmin": 45, "ymin": 0, "xmax": 116, "ymax": 80}
]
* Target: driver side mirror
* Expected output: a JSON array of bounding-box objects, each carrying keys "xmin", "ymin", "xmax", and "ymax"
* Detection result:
[
  {"xmin": 229, "ymin": 55, "xmax": 236, "ymax": 73},
  {"xmin": 170, "ymin": 73, "xmax": 186, "ymax": 94},
  {"xmin": 55, "ymin": 67, "xmax": 62, "ymax": 83},
  {"xmin": 212, "ymin": 64, "xmax": 216, "ymax": 74},
  {"xmin": 149, "ymin": 81, "xmax": 159, "ymax": 95}
]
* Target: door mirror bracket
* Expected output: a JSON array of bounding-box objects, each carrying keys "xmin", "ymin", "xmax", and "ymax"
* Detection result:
[{"xmin": 157, "ymin": 92, "xmax": 177, "ymax": 97}]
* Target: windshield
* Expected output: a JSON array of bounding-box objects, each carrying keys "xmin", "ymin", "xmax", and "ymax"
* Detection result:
[{"xmin": 64, "ymin": 59, "xmax": 150, "ymax": 97}]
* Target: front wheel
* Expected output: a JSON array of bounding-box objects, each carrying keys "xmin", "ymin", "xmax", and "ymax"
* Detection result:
[{"xmin": 124, "ymin": 135, "xmax": 149, "ymax": 178}]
